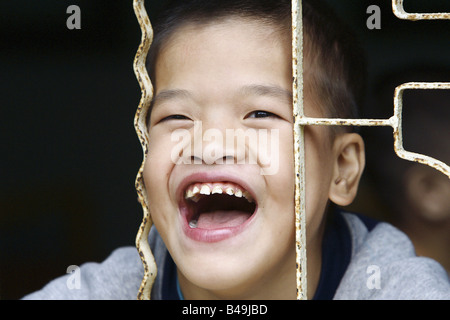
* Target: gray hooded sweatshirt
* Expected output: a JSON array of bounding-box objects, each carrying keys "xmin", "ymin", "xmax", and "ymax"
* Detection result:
[{"xmin": 22, "ymin": 212, "xmax": 450, "ymax": 300}]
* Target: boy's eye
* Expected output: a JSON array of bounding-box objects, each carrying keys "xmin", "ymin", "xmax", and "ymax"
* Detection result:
[
  {"xmin": 246, "ymin": 110, "xmax": 278, "ymax": 119},
  {"xmin": 161, "ymin": 114, "xmax": 190, "ymax": 122}
]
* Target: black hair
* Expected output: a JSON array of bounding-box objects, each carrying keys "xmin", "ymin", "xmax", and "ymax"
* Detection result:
[{"xmin": 146, "ymin": 0, "xmax": 367, "ymax": 124}]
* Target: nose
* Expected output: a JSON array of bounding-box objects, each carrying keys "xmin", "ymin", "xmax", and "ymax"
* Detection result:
[
  {"xmin": 173, "ymin": 120, "xmax": 247, "ymax": 165},
  {"xmin": 192, "ymin": 120, "xmax": 242, "ymax": 165}
]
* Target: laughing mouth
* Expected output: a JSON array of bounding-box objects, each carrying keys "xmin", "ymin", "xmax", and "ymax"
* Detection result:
[{"xmin": 182, "ymin": 182, "xmax": 257, "ymax": 230}]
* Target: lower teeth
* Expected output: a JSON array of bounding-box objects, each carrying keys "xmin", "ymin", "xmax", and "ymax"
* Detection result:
[{"xmin": 189, "ymin": 220, "xmax": 198, "ymax": 228}]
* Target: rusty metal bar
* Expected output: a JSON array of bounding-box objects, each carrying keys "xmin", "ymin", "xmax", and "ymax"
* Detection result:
[
  {"xmin": 292, "ymin": 0, "xmax": 307, "ymax": 301},
  {"xmin": 297, "ymin": 84, "xmax": 450, "ymax": 180},
  {"xmin": 298, "ymin": 117, "xmax": 393, "ymax": 127},
  {"xmin": 133, "ymin": 0, "xmax": 156, "ymax": 300},
  {"xmin": 392, "ymin": 0, "xmax": 450, "ymax": 20},
  {"xmin": 393, "ymin": 82, "xmax": 450, "ymax": 178}
]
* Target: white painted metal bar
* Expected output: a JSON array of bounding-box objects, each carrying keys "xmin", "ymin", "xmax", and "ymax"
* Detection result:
[
  {"xmin": 133, "ymin": 0, "xmax": 156, "ymax": 300},
  {"xmin": 392, "ymin": 0, "xmax": 450, "ymax": 20},
  {"xmin": 291, "ymin": 0, "xmax": 307, "ymax": 301}
]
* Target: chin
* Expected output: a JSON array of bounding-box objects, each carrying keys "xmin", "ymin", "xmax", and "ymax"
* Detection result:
[{"xmin": 178, "ymin": 254, "xmax": 262, "ymax": 294}]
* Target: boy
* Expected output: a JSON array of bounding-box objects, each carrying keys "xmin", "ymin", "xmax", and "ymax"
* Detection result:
[{"xmin": 23, "ymin": 0, "xmax": 450, "ymax": 299}]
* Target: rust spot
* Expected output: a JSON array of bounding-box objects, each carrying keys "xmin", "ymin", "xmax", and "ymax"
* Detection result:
[{"xmin": 392, "ymin": 0, "xmax": 450, "ymax": 20}]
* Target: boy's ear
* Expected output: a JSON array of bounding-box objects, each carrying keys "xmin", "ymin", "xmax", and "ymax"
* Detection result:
[{"xmin": 328, "ymin": 133, "xmax": 365, "ymax": 206}]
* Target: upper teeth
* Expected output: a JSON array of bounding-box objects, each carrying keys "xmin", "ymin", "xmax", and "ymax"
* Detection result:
[{"xmin": 185, "ymin": 182, "xmax": 254, "ymax": 203}]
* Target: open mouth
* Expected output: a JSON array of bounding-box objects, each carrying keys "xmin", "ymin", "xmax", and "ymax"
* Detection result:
[{"xmin": 182, "ymin": 182, "xmax": 257, "ymax": 232}]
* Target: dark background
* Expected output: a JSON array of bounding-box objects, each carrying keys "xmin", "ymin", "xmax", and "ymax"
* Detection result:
[{"xmin": 1, "ymin": 0, "xmax": 449, "ymax": 299}]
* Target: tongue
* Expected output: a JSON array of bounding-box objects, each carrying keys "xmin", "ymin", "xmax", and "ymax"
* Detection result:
[{"xmin": 196, "ymin": 210, "xmax": 251, "ymax": 229}]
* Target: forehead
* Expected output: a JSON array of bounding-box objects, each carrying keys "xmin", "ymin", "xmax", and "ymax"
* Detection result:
[
  {"xmin": 161, "ymin": 16, "xmax": 289, "ymax": 51},
  {"xmin": 154, "ymin": 18, "xmax": 292, "ymax": 92}
]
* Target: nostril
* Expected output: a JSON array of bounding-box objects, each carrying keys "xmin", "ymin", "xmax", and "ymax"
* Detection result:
[
  {"xmin": 190, "ymin": 155, "xmax": 202, "ymax": 164},
  {"xmin": 189, "ymin": 154, "xmax": 236, "ymax": 165},
  {"xmin": 209, "ymin": 154, "xmax": 235, "ymax": 165},
  {"xmin": 221, "ymin": 155, "xmax": 235, "ymax": 164}
]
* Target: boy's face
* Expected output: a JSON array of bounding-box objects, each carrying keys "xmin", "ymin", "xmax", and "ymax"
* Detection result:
[{"xmin": 144, "ymin": 18, "xmax": 337, "ymax": 298}]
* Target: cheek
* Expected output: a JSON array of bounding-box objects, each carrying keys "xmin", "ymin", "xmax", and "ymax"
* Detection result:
[
  {"xmin": 258, "ymin": 128, "xmax": 293, "ymax": 177},
  {"xmin": 143, "ymin": 155, "xmax": 178, "ymax": 243},
  {"xmin": 145, "ymin": 129, "xmax": 177, "ymax": 181},
  {"xmin": 142, "ymin": 132, "xmax": 177, "ymax": 222},
  {"xmin": 263, "ymin": 130, "xmax": 295, "ymax": 224},
  {"xmin": 276, "ymin": 128, "xmax": 295, "ymax": 174},
  {"xmin": 262, "ymin": 128, "xmax": 295, "ymax": 208},
  {"xmin": 143, "ymin": 158, "xmax": 163, "ymax": 218},
  {"xmin": 144, "ymin": 147, "xmax": 167, "ymax": 190}
]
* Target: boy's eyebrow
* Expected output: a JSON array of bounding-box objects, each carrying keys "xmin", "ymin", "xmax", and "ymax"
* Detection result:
[
  {"xmin": 152, "ymin": 89, "xmax": 193, "ymax": 106},
  {"xmin": 239, "ymin": 84, "xmax": 293, "ymax": 103},
  {"xmin": 151, "ymin": 85, "xmax": 293, "ymax": 108}
]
